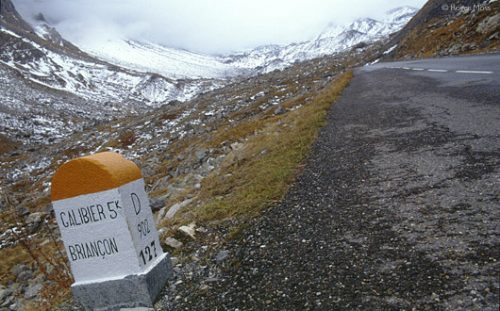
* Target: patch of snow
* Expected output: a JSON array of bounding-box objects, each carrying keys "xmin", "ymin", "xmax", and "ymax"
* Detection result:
[{"xmin": 384, "ymin": 44, "xmax": 398, "ymax": 55}]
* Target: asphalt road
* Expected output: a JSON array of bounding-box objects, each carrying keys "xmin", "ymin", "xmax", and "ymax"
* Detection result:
[
  {"xmin": 159, "ymin": 55, "xmax": 500, "ymax": 310},
  {"xmin": 367, "ymin": 53, "xmax": 500, "ymax": 75}
]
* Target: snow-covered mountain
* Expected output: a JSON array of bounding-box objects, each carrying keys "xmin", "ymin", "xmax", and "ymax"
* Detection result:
[
  {"xmin": 34, "ymin": 6, "xmax": 417, "ymax": 79},
  {"xmin": 0, "ymin": 0, "xmax": 224, "ymax": 145},
  {"xmin": 222, "ymin": 6, "xmax": 418, "ymax": 72},
  {"xmin": 76, "ymin": 39, "xmax": 249, "ymax": 80},
  {"xmin": 0, "ymin": 0, "xmax": 222, "ymax": 106}
]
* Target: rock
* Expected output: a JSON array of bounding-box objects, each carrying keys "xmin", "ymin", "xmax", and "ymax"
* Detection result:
[
  {"xmin": 230, "ymin": 142, "xmax": 243, "ymax": 151},
  {"xmin": 201, "ymin": 161, "xmax": 215, "ymax": 175},
  {"xmin": 351, "ymin": 42, "xmax": 368, "ymax": 50},
  {"xmin": 0, "ymin": 286, "xmax": 12, "ymax": 303},
  {"xmin": 169, "ymin": 167, "xmax": 179, "ymax": 178},
  {"xmin": 487, "ymin": 32, "xmax": 499, "ymax": 41},
  {"xmin": 447, "ymin": 43, "xmax": 462, "ymax": 54},
  {"xmin": 43, "ymin": 203, "xmax": 53, "ymax": 214},
  {"xmin": 24, "ymin": 283, "xmax": 42, "ymax": 299},
  {"xmin": 157, "ymin": 228, "xmax": 166, "ymax": 236},
  {"xmin": 177, "ymin": 223, "xmax": 196, "ymax": 240},
  {"xmin": 151, "ymin": 176, "xmax": 170, "ymax": 192},
  {"xmin": 159, "ymin": 198, "xmax": 194, "ymax": 220},
  {"xmin": 164, "ymin": 237, "xmax": 183, "ymax": 249},
  {"xmin": 10, "ymin": 264, "xmax": 29, "ymax": 277},
  {"xmin": 215, "ymin": 250, "xmax": 230, "ymax": 263},
  {"xmin": 44, "ymin": 263, "xmax": 54, "ymax": 275},
  {"xmin": 195, "ymin": 149, "xmax": 208, "ymax": 163},
  {"xmin": 15, "ymin": 207, "xmax": 29, "ymax": 217},
  {"xmin": 16, "ymin": 270, "xmax": 33, "ymax": 282},
  {"xmin": 1, "ymin": 295, "xmax": 14, "ymax": 308},
  {"xmin": 120, "ymin": 308, "xmax": 154, "ymax": 311},
  {"xmin": 476, "ymin": 13, "xmax": 500, "ymax": 34},
  {"xmin": 26, "ymin": 212, "xmax": 44, "ymax": 231},
  {"xmin": 274, "ymin": 106, "xmax": 286, "ymax": 115},
  {"xmin": 170, "ymin": 256, "xmax": 179, "ymax": 266},
  {"xmin": 9, "ymin": 281, "xmax": 24, "ymax": 293},
  {"xmin": 149, "ymin": 197, "xmax": 165, "ymax": 212}
]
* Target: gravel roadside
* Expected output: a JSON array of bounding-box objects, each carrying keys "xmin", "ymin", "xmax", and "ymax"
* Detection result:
[{"xmin": 157, "ymin": 68, "xmax": 500, "ymax": 310}]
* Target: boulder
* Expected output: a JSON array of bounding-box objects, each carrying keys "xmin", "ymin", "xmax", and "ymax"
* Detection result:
[
  {"xmin": 10, "ymin": 264, "xmax": 29, "ymax": 277},
  {"xmin": 274, "ymin": 106, "xmax": 286, "ymax": 115},
  {"xmin": 177, "ymin": 223, "xmax": 196, "ymax": 240},
  {"xmin": 25, "ymin": 212, "xmax": 44, "ymax": 233},
  {"xmin": 215, "ymin": 250, "xmax": 230, "ymax": 263},
  {"xmin": 194, "ymin": 149, "xmax": 208, "ymax": 163},
  {"xmin": 476, "ymin": 13, "xmax": 500, "ymax": 34},
  {"xmin": 149, "ymin": 196, "xmax": 166, "ymax": 212},
  {"xmin": 16, "ymin": 270, "xmax": 33, "ymax": 282},
  {"xmin": 15, "ymin": 207, "xmax": 29, "ymax": 217},
  {"xmin": 164, "ymin": 237, "xmax": 183, "ymax": 249},
  {"xmin": 0, "ymin": 286, "xmax": 13, "ymax": 303},
  {"xmin": 24, "ymin": 283, "xmax": 43, "ymax": 299},
  {"xmin": 158, "ymin": 198, "xmax": 194, "ymax": 220}
]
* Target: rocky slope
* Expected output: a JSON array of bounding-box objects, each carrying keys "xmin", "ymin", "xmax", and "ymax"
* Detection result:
[
  {"xmin": 382, "ymin": 0, "xmax": 499, "ymax": 59},
  {"xmin": 0, "ymin": 0, "xmax": 225, "ymax": 147},
  {"xmin": 10, "ymin": 1, "xmax": 499, "ymax": 310}
]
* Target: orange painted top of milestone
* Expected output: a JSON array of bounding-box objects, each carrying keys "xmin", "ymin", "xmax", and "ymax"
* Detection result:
[{"xmin": 51, "ymin": 152, "xmax": 142, "ymax": 201}]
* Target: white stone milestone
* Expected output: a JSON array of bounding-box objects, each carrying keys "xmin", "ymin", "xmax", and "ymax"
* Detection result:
[
  {"xmin": 51, "ymin": 152, "xmax": 171, "ymax": 310},
  {"xmin": 53, "ymin": 179, "xmax": 163, "ymax": 283}
]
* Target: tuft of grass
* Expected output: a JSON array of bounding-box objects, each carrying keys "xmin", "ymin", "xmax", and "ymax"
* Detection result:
[
  {"xmin": 0, "ymin": 134, "xmax": 18, "ymax": 154},
  {"xmin": 0, "ymin": 244, "xmax": 32, "ymax": 284},
  {"xmin": 175, "ymin": 71, "xmax": 352, "ymax": 223}
]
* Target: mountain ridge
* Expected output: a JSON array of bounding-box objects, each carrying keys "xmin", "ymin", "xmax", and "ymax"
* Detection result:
[{"xmin": 21, "ymin": 6, "xmax": 418, "ymax": 79}]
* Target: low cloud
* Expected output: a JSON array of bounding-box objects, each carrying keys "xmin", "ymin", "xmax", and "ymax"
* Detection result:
[{"xmin": 13, "ymin": 0, "xmax": 426, "ymax": 54}]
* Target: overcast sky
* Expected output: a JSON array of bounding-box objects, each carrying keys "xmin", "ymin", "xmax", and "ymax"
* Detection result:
[{"xmin": 13, "ymin": 0, "xmax": 427, "ymax": 54}]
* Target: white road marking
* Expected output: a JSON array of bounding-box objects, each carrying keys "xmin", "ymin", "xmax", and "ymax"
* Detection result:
[
  {"xmin": 456, "ymin": 70, "xmax": 493, "ymax": 74},
  {"xmin": 383, "ymin": 66, "xmax": 495, "ymax": 75},
  {"xmin": 427, "ymin": 69, "xmax": 448, "ymax": 73}
]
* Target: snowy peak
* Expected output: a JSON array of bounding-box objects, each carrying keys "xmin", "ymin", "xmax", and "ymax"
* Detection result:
[
  {"xmin": 220, "ymin": 6, "xmax": 417, "ymax": 72},
  {"xmin": 349, "ymin": 18, "xmax": 381, "ymax": 34},
  {"xmin": 346, "ymin": 6, "xmax": 418, "ymax": 38},
  {"xmin": 78, "ymin": 38, "xmax": 248, "ymax": 79},
  {"xmin": 385, "ymin": 6, "xmax": 419, "ymax": 22}
]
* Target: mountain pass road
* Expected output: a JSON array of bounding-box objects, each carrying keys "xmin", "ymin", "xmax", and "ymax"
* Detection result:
[{"xmin": 158, "ymin": 54, "xmax": 500, "ymax": 310}]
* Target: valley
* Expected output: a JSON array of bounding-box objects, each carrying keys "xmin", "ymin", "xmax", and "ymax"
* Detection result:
[{"xmin": 0, "ymin": 0, "xmax": 498, "ymax": 310}]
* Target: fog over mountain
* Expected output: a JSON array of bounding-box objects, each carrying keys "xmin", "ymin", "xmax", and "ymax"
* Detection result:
[{"xmin": 12, "ymin": 0, "xmax": 426, "ymax": 54}]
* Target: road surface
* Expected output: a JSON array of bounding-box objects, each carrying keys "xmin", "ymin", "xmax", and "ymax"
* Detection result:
[{"xmin": 159, "ymin": 54, "xmax": 500, "ymax": 310}]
